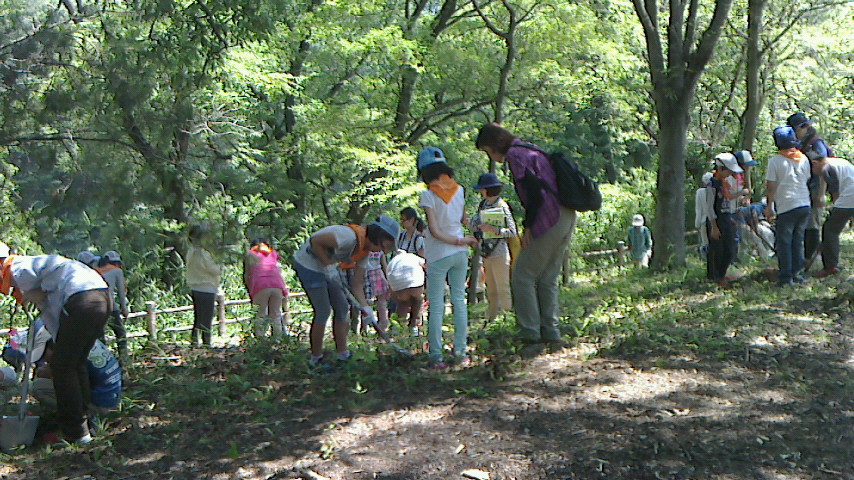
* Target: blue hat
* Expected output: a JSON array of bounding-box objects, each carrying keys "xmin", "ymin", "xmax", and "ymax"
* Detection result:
[
  {"xmin": 773, "ymin": 125, "xmax": 800, "ymax": 150},
  {"xmin": 734, "ymin": 150, "xmax": 758, "ymax": 167},
  {"xmin": 417, "ymin": 147, "xmax": 447, "ymax": 171},
  {"xmin": 473, "ymin": 173, "xmax": 503, "ymax": 190},
  {"xmin": 787, "ymin": 112, "xmax": 812, "ymax": 129},
  {"xmin": 372, "ymin": 215, "xmax": 400, "ymax": 241}
]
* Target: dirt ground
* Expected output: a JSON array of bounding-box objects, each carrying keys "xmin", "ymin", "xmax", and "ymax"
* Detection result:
[{"xmin": 2, "ymin": 279, "xmax": 853, "ymax": 480}]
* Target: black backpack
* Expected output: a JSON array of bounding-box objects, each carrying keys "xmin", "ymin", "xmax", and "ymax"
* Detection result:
[{"xmin": 515, "ymin": 143, "xmax": 603, "ymax": 212}]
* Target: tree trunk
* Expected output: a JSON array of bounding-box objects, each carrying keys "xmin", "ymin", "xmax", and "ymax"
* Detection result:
[
  {"xmin": 740, "ymin": 0, "xmax": 766, "ymax": 154},
  {"xmin": 650, "ymin": 99, "xmax": 690, "ymax": 270}
]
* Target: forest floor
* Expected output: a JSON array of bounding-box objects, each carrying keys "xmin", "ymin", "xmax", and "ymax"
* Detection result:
[{"xmin": 1, "ymin": 256, "xmax": 853, "ymax": 480}]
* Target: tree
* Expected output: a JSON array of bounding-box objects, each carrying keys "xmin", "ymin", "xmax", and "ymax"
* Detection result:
[{"xmin": 632, "ymin": 0, "xmax": 734, "ymax": 269}]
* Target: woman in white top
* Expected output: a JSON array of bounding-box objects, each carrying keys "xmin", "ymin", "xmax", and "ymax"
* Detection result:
[{"xmin": 186, "ymin": 224, "xmax": 222, "ymax": 346}]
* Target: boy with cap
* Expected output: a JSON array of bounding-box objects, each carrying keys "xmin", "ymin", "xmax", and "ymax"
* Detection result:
[
  {"xmin": 788, "ymin": 113, "xmax": 832, "ymax": 262},
  {"xmin": 766, "ymin": 125, "xmax": 812, "ymax": 285},
  {"xmin": 810, "ymin": 154, "xmax": 854, "ymax": 278},
  {"xmin": 469, "ymin": 173, "xmax": 517, "ymax": 321},
  {"xmin": 704, "ymin": 153, "xmax": 742, "ymax": 286}
]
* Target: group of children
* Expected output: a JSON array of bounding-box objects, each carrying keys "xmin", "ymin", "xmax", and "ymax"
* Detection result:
[
  {"xmin": 696, "ymin": 112, "xmax": 854, "ymax": 287},
  {"xmin": 295, "ymin": 146, "xmax": 521, "ymax": 370}
]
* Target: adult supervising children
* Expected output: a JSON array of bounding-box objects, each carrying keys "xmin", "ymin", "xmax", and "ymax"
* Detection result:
[
  {"xmin": 0, "ymin": 254, "xmax": 110, "ymax": 445},
  {"xmin": 185, "ymin": 224, "xmax": 222, "ymax": 346},
  {"xmin": 810, "ymin": 155, "xmax": 854, "ymax": 278},
  {"xmin": 476, "ymin": 124, "xmax": 576, "ymax": 354},
  {"xmin": 418, "ymin": 147, "xmax": 477, "ymax": 368},
  {"xmin": 766, "ymin": 125, "xmax": 812, "ymax": 286},
  {"xmin": 95, "ymin": 251, "xmax": 129, "ymax": 358},
  {"xmin": 292, "ymin": 216, "xmax": 399, "ymax": 368}
]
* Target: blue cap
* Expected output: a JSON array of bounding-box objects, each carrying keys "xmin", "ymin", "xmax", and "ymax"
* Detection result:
[
  {"xmin": 773, "ymin": 125, "xmax": 800, "ymax": 150},
  {"xmin": 372, "ymin": 215, "xmax": 400, "ymax": 241},
  {"xmin": 473, "ymin": 173, "xmax": 503, "ymax": 190},
  {"xmin": 417, "ymin": 147, "xmax": 447, "ymax": 171},
  {"xmin": 734, "ymin": 150, "xmax": 758, "ymax": 167}
]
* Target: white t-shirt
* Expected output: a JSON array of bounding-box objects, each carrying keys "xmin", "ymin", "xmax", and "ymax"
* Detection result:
[
  {"xmin": 419, "ymin": 187, "xmax": 469, "ymax": 263},
  {"xmin": 766, "ymin": 153, "xmax": 810, "ymax": 215},
  {"xmin": 386, "ymin": 252, "xmax": 425, "ymax": 291},
  {"xmin": 293, "ymin": 225, "xmax": 368, "ymax": 272},
  {"xmin": 694, "ymin": 187, "xmax": 709, "ymax": 228},
  {"xmin": 822, "ymin": 157, "xmax": 854, "ymax": 209}
]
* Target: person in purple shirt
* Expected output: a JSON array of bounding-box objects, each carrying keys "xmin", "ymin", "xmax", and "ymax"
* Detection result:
[{"xmin": 476, "ymin": 124, "xmax": 576, "ymax": 353}]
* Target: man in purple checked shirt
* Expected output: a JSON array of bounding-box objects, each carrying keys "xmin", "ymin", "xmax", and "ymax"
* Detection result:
[{"xmin": 476, "ymin": 123, "xmax": 576, "ymax": 355}]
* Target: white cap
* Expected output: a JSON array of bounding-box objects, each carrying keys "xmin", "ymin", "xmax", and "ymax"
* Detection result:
[
  {"xmin": 0, "ymin": 241, "xmax": 9, "ymax": 258},
  {"xmin": 714, "ymin": 153, "xmax": 743, "ymax": 174},
  {"xmin": 632, "ymin": 214, "xmax": 644, "ymax": 227},
  {"xmin": 702, "ymin": 172, "xmax": 714, "ymax": 184}
]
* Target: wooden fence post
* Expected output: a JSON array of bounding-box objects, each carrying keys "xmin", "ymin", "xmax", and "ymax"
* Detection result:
[
  {"xmin": 217, "ymin": 293, "xmax": 226, "ymax": 336},
  {"xmin": 146, "ymin": 301, "xmax": 158, "ymax": 343}
]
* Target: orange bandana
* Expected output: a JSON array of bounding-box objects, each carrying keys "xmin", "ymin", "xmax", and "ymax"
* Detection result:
[
  {"xmin": 780, "ymin": 148, "xmax": 806, "ymax": 162},
  {"xmin": 0, "ymin": 256, "xmax": 23, "ymax": 304},
  {"xmin": 427, "ymin": 174, "xmax": 459, "ymax": 204},
  {"xmin": 250, "ymin": 243, "xmax": 272, "ymax": 255}
]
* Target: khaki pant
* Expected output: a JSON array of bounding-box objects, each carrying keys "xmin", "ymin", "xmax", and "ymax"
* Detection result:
[
  {"xmin": 482, "ymin": 251, "xmax": 512, "ymax": 321},
  {"xmin": 252, "ymin": 287, "xmax": 285, "ymax": 337},
  {"xmin": 512, "ymin": 209, "xmax": 576, "ymax": 342}
]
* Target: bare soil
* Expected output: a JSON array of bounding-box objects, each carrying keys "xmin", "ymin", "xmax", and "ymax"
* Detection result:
[{"xmin": 2, "ymin": 279, "xmax": 853, "ymax": 480}]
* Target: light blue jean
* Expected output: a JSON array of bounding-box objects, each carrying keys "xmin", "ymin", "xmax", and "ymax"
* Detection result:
[
  {"xmin": 425, "ymin": 251, "xmax": 469, "ymax": 361},
  {"xmin": 775, "ymin": 206, "xmax": 809, "ymax": 284}
]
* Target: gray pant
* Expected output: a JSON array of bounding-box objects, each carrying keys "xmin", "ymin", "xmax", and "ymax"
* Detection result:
[
  {"xmin": 821, "ymin": 207, "xmax": 854, "ymax": 270},
  {"xmin": 511, "ymin": 208, "xmax": 576, "ymax": 342}
]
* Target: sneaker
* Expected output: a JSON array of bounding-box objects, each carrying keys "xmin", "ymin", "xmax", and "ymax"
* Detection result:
[
  {"xmin": 428, "ymin": 357, "xmax": 449, "ymax": 370},
  {"xmin": 72, "ymin": 434, "xmax": 92, "ymax": 446},
  {"xmin": 519, "ymin": 343, "xmax": 545, "ymax": 359},
  {"xmin": 716, "ymin": 280, "xmax": 729, "ymax": 288},
  {"xmin": 545, "ymin": 338, "xmax": 568, "ymax": 352},
  {"xmin": 309, "ymin": 357, "xmax": 335, "ymax": 373},
  {"xmin": 815, "ymin": 267, "xmax": 840, "ymax": 278},
  {"xmin": 793, "ymin": 274, "xmax": 805, "ymax": 284}
]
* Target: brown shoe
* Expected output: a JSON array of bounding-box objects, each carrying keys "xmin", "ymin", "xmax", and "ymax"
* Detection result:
[{"xmin": 815, "ymin": 267, "xmax": 840, "ymax": 278}]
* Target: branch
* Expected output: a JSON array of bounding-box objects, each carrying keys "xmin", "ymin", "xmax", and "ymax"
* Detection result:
[
  {"xmin": 0, "ymin": 133, "xmax": 136, "ymax": 150},
  {"xmin": 471, "ymin": 0, "xmax": 506, "ymax": 38},
  {"xmin": 683, "ymin": 0, "xmax": 699, "ymax": 57},
  {"xmin": 632, "ymin": 0, "xmax": 666, "ymax": 83},
  {"xmin": 687, "ymin": 0, "xmax": 734, "ymax": 84}
]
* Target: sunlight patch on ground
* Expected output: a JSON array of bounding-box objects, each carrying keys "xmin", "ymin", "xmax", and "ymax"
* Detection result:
[{"xmin": 123, "ymin": 451, "xmax": 167, "ymax": 466}]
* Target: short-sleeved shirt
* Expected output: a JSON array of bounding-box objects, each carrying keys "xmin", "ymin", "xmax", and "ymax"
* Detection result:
[
  {"xmin": 293, "ymin": 225, "xmax": 369, "ymax": 272},
  {"xmin": 419, "ymin": 187, "xmax": 469, "ymax": 263},
  {"xmin": 10, "ymin": 255, "xmax": 108, "ymax": 338},
  {"xmin": 821, "ymin": 157, "xmax": 854, "ymax": 209},
  {"xmin": 766, "ymin": 153, "xmax": 811, "ymax": 215},
  {"xmin": 397, "ymin": 231, "xmax": 424, "ymax": 255},
  {"xmin": 386, "ymin": 252, "xmax": 425, "ymax": 291}
]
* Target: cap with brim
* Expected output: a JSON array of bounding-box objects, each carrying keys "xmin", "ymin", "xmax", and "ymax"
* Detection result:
[
  {"xmin": 372, "ymin": 215, "xmax": 401, "ymax": 242},
  {"xmin": 28, "ymin": 326, "xmax": 51, "ymax": 363},
  {"xmin": 787, "ymin": 112, "xmax": 813, "ymax": 129},
  {"xmin": 714, "ymin": 153, "xmax": 743, "ymax": 174},
  {"xmin": 734, "ymin": 150, "xmax": 758, "ymax": 167},
  {"xmin": 702, "ymin": 172, "xmax": 714, "ymax": 184},
  {"xmin": 632, "ymin": 214, "xmax": 644, "ymax": 227},
  {"xmin": 417, "ymin": 147, "xmax": 447, "ymax": 171},
  {"xmin": 102, "ymin": 250, "xmax": 122, "ymax": 263},
  {"xmin": 76, "ymin": 251, "xmax": 96, "ymax": 264},
  {"xmin": 473, "ymin": 173, "xmax": 503, "ymax": 190}
]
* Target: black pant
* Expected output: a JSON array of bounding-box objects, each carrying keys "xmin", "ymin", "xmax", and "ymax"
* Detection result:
[
  {"xmin": 707, "ymin": 214, "xmax": 737, "ymax": 281},
  {"xmin": 191, "ymin": 291, "xmax": 216, "ymax": 346},
  {"xmin": 804, "ymin": 228, "xmax": 821, "ymax": 261},
  {"xmin": 100, "ymin": 310, "xmax": 127, "ymax": 357},
  {"xmin": 52, "ymin": 289, "xmax": 110, "ymax": 439}
]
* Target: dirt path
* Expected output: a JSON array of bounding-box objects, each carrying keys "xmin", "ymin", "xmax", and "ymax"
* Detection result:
[{"xmin": 3, "ymin": 274, "xmax": 853, "ymax": 480}]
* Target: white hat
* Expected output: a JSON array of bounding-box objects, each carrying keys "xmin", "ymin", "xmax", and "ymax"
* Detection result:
[
  {"xmin": 702, "ymin": 172, "xmax": 714, "ymax": 184},
  {"xmin": 714, "ymin": 153, "xmax": 743, "ymax": 174},
  {"xmin": 0, "ymin": 242, "xmax": 8, "ymax": 258},
  {"xmin": 632, "ymin": 214, "xmax": 644, "ymax": 227}
]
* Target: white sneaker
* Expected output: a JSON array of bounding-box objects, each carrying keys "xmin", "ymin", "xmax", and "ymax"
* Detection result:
[{"xmin": 73, "ymin": 434, "xmax": 92, "ymax": 446}]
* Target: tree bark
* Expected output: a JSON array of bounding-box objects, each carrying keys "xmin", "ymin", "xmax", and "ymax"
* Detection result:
[{"xmin": 651, "ymin": 99, "xmax": 690, "ymax": 269}]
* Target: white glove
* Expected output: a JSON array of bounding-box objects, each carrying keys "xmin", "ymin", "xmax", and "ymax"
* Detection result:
[
  {"xmin": 361, "ymin": 306, "xmax": 377, "ymax": 325},
  {"xmin": 324, "ymin": 264, "xmax": 339, "ymax": 283}
]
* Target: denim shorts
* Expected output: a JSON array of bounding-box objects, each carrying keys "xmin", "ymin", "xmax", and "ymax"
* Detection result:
[{"xmin": 293, "ymin": 261, "xmax": 328, "ymax": 290}]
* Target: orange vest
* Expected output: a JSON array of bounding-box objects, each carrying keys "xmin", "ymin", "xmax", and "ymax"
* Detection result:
[{"xmin": 339, "ymin": 225, "xmax": 369, "ymax": 270}]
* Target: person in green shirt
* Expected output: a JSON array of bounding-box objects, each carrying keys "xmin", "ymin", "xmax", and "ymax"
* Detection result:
[{"xmin": 627, "ymin": 214, "xmax": 653, "ymax": 267}]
